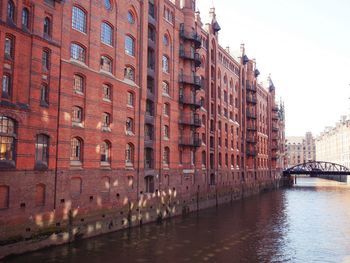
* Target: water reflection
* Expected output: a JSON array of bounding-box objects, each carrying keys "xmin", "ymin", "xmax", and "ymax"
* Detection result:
[{"xmin": 4, "ymin": 178, "xmax": 350, "ymax": 263}]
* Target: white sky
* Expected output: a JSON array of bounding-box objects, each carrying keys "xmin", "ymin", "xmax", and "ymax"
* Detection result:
[{"xmin": 197, "ymin": 0, "xmax": 350, "ymax": 137}]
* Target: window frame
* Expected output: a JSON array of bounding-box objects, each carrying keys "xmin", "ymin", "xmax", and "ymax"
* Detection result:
[
  {"xmin": 0, "ymin": 116, "xmax": 16, "ymax": 166},
  {"xmin": 21, "ymin": 8, "xmax": 30, "ymax": 29},
  {"xmin": 125, "ymin": 35, "xmax": 135, "ymax": 56},
  {"xmin": 43, "ymin": 17, "xmax": 51, "ymax": 37},
  {"xmin": 35, "ymin": 134, "xmax": 49, "ymax": 168},
  {"xmin": 70, "ymin": 43, "xmax": 86, "ymax": 63},
  {"xmin": 7, "ymin": 0, "xmax": 15, "ymax": 22},
  {"xmin": 2, "ymin": 74, "xmax": 12, "ymax": 99},
  {"xmin": 70, "ymin": 137, "xmax": 82, "ymax": 163},
  {"xmin": 100, "ymin": 141, "xmax": 111, "ymax": 164},
  {"xmin": 101, "ymin": 22, "xmax": 113, "ymax": 46},
  {"xmin": 40, "ymin": 83, "xmax": 49, "ymax": 106},
  {"xmin": 162, "ymin": 55, "xmax": 169, "ymax": 73},
  {"xmin": 72, "ymin": 6, "xmax": 87, "ymax": 33},
  {"xmin": 100, "ymin": 55, "xmax": 113, "ymax": 73}
]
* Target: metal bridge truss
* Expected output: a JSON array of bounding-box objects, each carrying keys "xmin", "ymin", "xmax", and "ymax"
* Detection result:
[{"xmin": 283, "ymin": 161, "xmax": 350, "ymax": 176}]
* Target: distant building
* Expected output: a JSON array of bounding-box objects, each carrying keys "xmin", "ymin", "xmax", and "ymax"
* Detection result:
[
  {"xmin": 316, "ymin": 116, "xmax": 350, "ymax": 168},
  {"xmin": 286, "ymin": 132, "xmax": 316, "ymax": 167}
]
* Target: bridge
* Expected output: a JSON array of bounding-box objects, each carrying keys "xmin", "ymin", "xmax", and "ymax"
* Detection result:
[
  {"xmin": 283, "ymin": 161, "xmax": 350, "ymax": 176},
  {"xmin": 282, "ymin": 161, "xmax": 350, "ymax": 186}
]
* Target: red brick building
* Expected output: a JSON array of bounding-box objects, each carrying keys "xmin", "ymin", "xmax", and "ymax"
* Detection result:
[{"xmin": 0, "ymin": 0, "xmax": 285, "ymax": 253}]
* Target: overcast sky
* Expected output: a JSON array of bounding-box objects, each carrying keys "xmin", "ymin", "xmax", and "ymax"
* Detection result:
[{"xmin": 197, "ymin": 0, "xmax": 350, "ymax": 137}]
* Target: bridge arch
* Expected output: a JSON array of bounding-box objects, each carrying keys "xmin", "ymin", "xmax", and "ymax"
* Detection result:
[{"xmin": 283, "ymin": 161, "xmax": 350, "ymax": 176}]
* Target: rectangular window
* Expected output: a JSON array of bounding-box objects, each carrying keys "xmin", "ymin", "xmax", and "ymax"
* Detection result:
[
  {"xmin": 125, "ymin": 36, "xmax": 135, "ymax": 56},
  {"xmin": 149, "ymin": 0, "xmax": 155, "ymax": 19},
  {"xmin": 40, "ymin": 85, "xmax": 49, "ymax": 106},
  {"xmin": 35, "ymin": 135, "xmax": 49, "ymax": 164},
  {"xmin": 127, "ymin": 92, "xmax": 134, "ymax": 106},
  {"xmin": 42, "ymin": 50, "xmax": 50, "ymax": 71},
  {"xmin": 71, "ymin": 43, "xmax": 85, "ymax": 63},
  {"xmin": 73, "ymin": 75, "xmax": 84, "ymax": 93},
  {"xmin": 2, "ymin": 74, "xmax": 11, "ymax": 98},
  {"xmin": 103, "ymin": 84, "xmax": 111, "ymax": 100}
]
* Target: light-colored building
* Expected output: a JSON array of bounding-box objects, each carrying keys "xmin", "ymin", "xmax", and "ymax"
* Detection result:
[
  {"xmin": 286, "ymin": 132, "xmax": 316, "ymax": 167},
  {"xmin": 316, "ymin": 117, "xmax": 350, "ymax": 168}
]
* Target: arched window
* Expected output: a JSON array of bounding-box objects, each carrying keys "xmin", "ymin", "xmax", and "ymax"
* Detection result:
[
  {"xmin": 72, "ymin": 106, "xmax": 83, "ymax": 123},
  {"xmin": 125, "ymin": 143, "xmax": 134, "ymax": 165},
  {"xmin": 21, "ymin": 8, "xmax": 29, "ymax": 29},
  {"xmin": 70, "ymin": 137, "xmax": 82, "ymax": 162},
  {"xmin": 4, "ymin": 36, "xmax": 14, "ymax": 59},
  {"xmin": 0, "ymin": 185, "xmax": 10, "ymax": 209},
  {"xmin": 70, "ymin": 43, "xmax": 86, "ymax": 63},
  {"xmin": 73, "ymin": 74, "xmax": 84, "ymax": 93},
  {"xmin": 7, "ymin": 0, "xmax": 15, "ymax": 21},
  {"xmin": 100, "ymin": 55, "xmax": 112, "ymax": 72},
  {"xmin": 104, "ymin": 0, "xmax": 112, "ymax": 10},
  {"xmin": 162, "ymin": 81, "xmax": 169, "ymax": 94},
  {"xmin": 218, "ymin": 153, "xmax": 222, "ymax": 166},
  {"xmin": 225, "ymin": 153, "xmax": 228, "ymax": 166},
  {"xmin": 35, "ymin": 134, "xmax": 49, "ymax": 166},
  {"xmin": 124, "ymin": 66, "xmax": 135, "ymax": 81},
  {"xmin": 101, "ymin": 22, "xmax": 113, "ymax": 45},
  {"xmin": 72, "ymin": 6, "xmax": 86, "ymax": 33},
  {"xmin": 163, "ymin": 147, "xmax": 170, "ymax": 165},
  {"xmin": 127, "ymin": 11, "xmax": 135, "ymax": 24},
  {"xmin": 162, "ymin": 55, "xmax": 169, "ymax": 73},
  {"xmin": 40, "ymin": 84, "xmax": 49, "ymax": 106},
  {"xmin": 125, "ymin": 35, "xmax": 135, "ymax": 56},
  {"xmin": 100, "ymin": 141, "xmax": 111, "ymax": 163},
  {"xmin": 35, "ymin": 184, "xmax": 46, "ymax": 206},
  {"xmin": 0, "ymin": 116, "xmax": 16, "ymax": 163},
  {"xmin": 43, "ymin": 17, "xmax": 51, "ymax": 37}
]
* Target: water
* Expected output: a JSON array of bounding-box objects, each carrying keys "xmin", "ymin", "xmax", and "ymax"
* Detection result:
[{"xmin": 4, "ymin": 177, "xmax": 350, "ymax": 263}]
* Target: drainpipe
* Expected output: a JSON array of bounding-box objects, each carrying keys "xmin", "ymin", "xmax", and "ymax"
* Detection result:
[
  {"xmin": 54, "ymin": 4, "xmax": 64, "ymax": 210},
  {"xmin": 136, "ymin": 0, "xmax": 144, "ymax": 222}
]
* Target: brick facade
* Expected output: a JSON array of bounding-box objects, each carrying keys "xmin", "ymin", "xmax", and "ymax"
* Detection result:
[{"xmin": 0, "ymin": 0, "xmax": 285, "ymax": 250}]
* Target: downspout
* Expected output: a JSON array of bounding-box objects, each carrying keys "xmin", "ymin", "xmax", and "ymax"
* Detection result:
[
  {"xmin": 136, "ymin": 0, "xmax": 144, "ymax": 210},
  {"xmin": 54, "ymin": 4, "xmax": 64, "ymax": 210}
]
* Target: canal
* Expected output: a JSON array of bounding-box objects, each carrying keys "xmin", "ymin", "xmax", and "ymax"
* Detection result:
[{"xmin": 3, "ymin": 177, "xmax": 350, "ymax": 263}]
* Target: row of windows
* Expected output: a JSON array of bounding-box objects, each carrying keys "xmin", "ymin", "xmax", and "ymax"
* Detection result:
[
  {"xmin": 70, "ymin": 42, "xmax": 135, "ymax": 78},
  {"xmin": 71, "ymin": 5, "xmax": 135, "ymax": 48},
  {"xmin": 73, "ymin": 74, "xmax": 136, "ymax": 106},
  {"xmin": 71, "ymin": 106, "xmax": 135, "ymax": 134},
  {"xmin": 0, "ymin": 116, "xmax": 49, "ymax": 165},
  {"xmin": 1, "ymin": 115, "xmax": 239, "ymax": 169}
]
